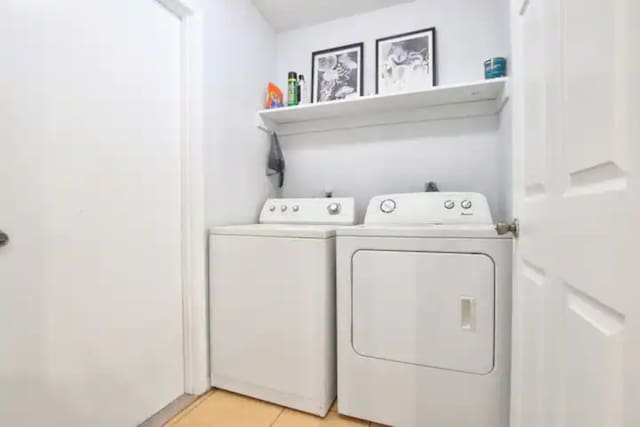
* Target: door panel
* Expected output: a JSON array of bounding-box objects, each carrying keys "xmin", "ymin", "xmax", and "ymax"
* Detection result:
[
  {"xmin": 563, "ymin": 0, "xmax": 628, "ymax": 179},
  {"xmin": 511, "ymin": 0, "xmax": 639, "ymax": 425},
  {"xmin": 564, "ymin": 288, "xmax": 624, "ymax": 427},
  {"xmin": 0, "ymin": 1, "xmax": 185, "ymax": 426}
]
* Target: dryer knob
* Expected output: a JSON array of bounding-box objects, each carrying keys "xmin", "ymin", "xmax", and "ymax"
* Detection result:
[
  {"xmin": 281, "ymin": 205, "xmax": 287, "ymax": 212},
  {"xmin": 380, "ymin": 199, "xmax": 397, "ymax": 214},
  {"xmin": 269, "ymin": 205, "xmax": 276, "ymax": 212},
  {"xmin": 461, "ymin": 200, "xmax": 473, "ymax": 210},
  {"xmin": 444, "ymin": 200, "xmax": 455, "ymax": 210}
]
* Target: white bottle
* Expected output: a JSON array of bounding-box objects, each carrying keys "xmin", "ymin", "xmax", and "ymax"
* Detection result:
[{"xmin": 298, "ymin": 74, "xmax": 308, "ymax": 104}]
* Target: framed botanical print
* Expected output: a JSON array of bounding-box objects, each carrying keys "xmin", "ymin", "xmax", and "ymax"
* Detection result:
[
  {"xmin": 376, "ymin": 27, "xmax": 437, "ymax": 95},
  {"xmin": 311, "ymin": 42, "xmax": 364, "ymax": 103}
]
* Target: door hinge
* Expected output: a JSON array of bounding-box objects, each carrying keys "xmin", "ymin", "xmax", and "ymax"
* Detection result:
[{"xmin": 496, "ymin": 219, "xmax": 519, "ymax": 238}]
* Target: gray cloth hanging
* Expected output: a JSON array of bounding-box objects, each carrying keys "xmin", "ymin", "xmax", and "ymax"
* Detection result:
[{"xmin": 266, "ymin": 132, "xmax": 285, "ymax": 188}]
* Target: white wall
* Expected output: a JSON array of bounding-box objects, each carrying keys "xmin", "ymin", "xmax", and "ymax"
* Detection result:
[
  {"xmin": 275, "ymin": 0, "xmax": 512, "ymax": 221},
  {"xmin": 280, "ymin": 116, "xmax": 509, "ymax": 221},
  {"xmin": 276, "ymin": 0, "xmax": 510, "ymax": 96},
  {"xmin": 203, "ymin": 0, "xmax": 280, "ymax": 226}
]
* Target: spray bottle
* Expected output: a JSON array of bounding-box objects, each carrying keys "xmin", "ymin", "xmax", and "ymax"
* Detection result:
[{"xmin": 287, "ymin": 71, "xmax": 298, "ymax": 106}]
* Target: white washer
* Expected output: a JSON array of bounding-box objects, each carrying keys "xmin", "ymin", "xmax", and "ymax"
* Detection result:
[
  {"xmin": 209, "ymin": 197, "xmax": 355, "ymax": 416},
  {"xmin": 336, "ymin": 192, "xmax": 512, "ymax": 427}
]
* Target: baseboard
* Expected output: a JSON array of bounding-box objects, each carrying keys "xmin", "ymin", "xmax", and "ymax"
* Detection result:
[{"xmin": 139, "ymin": 393, "xmax": 200, "ymax": 427}]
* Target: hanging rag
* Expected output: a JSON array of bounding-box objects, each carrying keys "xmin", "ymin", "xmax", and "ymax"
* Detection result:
[{"xmin": 266, "ymin": 132, "xmax": 285, "ymax": 188}]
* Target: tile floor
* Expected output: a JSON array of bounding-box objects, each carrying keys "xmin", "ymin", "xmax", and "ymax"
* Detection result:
[{"xmin": 165, "ymin": 389, "xmax": 389, "ymax": 427}]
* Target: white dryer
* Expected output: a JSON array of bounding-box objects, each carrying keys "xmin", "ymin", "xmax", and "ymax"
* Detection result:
[
  {"xmin": 209, "ymin": 197, "xmax": 355, "ymax": 416},
  {"xmin": 336, "ymin": 192, "xmax": 512, "ymax": 427}
]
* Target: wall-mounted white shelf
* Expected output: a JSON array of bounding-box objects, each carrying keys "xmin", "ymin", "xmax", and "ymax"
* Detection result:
[{"xmin": 257, "ymin": 78, "xmax": 509, "ymax": 136}]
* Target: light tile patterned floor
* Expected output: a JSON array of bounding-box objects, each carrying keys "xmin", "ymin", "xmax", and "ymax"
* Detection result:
[{"xmin": 165, "ymin": 389, "xmax": 389, "ymax": 427}]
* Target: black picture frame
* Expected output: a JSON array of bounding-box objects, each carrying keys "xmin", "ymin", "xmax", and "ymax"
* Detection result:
[
  {"xmin": 375, "ymin": 27, "xmax": 437, "ymax": 95},
  {"xmin": 311, "ymin": 42, "xmax": 364, "ymax": 104}
]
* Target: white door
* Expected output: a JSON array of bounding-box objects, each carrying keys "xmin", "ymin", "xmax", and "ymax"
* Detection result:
[
  {"xmin": 0, "ymin": 1, "xmax": 185, "ymax": 426},
  {"xmin": 511, "ymin": 0, "xmax": 640, "ymax": 426}
]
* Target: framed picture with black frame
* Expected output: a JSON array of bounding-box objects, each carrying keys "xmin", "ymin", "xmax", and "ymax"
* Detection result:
[
  {"xmin": 311, "ymin": 42, "xmax": 364, "ymax": 103},
  {"xmin": 376, "ymin": 27, "xmax": 437, "ymax": 95}
]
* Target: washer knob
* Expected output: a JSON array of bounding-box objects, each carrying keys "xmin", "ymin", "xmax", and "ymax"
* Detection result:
[
  {"xmin": 444, "ymin": 200, "xmax": 455, "ymax": 210},
  {"xmin": 327, "ymin": 203, "xmax": 341, "ymax": 215},
  {"xmin": 292, "ymin": 205, "xmax": 300, "ymax": 212},
  {"xmin": 269, "ymin": 205, "xmax": 276, "ymax": 212},
  {"xmin": 281, "ymin": 205, "xmax": 287, "ymax": 212},
  {"xmin": 380, "ymin": 199, "xmax": 397, "ymax": 214},
  {"xmin": 461, "ymin": 200, "xmax": 473, "ymax": 209}
]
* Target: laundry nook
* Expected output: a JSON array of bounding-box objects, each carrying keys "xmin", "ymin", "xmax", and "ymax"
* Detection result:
[{"xmin": 1, "ymin": 1, "xmax": 637, "ymax": 427}]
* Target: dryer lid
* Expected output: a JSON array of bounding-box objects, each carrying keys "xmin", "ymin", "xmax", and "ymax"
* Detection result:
[{"xmin": 336, "ymin": 224, "xmax": 509, "ymax": 239}]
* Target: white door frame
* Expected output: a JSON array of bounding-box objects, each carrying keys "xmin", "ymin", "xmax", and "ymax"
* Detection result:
[{"xmin": 156, "ymin": 0, "xmax": 208, "ymax": 395}]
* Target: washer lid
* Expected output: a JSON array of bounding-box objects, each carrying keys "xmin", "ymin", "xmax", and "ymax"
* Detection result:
[
  {"xmin": 337, "ymin": 224, "xmax": 510, "ymax": 239},
  {"xmin": 210, "ymin": 224, "xmax": 340, "ymax": 239}
]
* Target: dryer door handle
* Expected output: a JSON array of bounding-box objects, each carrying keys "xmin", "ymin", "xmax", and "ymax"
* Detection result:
[{"xmin": 460, "ymin": 297, "xmax": 476, "ymax": 331}]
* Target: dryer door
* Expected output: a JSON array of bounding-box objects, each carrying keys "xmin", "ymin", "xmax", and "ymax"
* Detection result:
[{"xmin": 352, "ymin": 250, "xmax": 495, "ymax": 374}]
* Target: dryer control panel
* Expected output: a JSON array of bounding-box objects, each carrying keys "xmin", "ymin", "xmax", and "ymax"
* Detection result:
[
  {"xmin": 365, "ymin": 192, "xmax": 493, "ymax": 225},
  {"xmin": 260, "ymin": 197, "xmax": 356, "ymax": 225}
]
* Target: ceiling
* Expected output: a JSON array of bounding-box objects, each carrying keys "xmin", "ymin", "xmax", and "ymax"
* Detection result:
[{"xmin": 252, "ymin": 0, "xmax": 415, "ymax": 32}]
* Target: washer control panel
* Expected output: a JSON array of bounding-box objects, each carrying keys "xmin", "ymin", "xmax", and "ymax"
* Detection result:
[
  {"xmin": 260, "ymin": 197, "xmax": 356, "ymax": 225},
  {"xmin": 366, "ymin": 192, "xmax": 493, "ymax": 225}
]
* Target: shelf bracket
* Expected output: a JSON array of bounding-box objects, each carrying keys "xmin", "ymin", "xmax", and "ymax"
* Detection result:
[
  {"xmin": 257, "ymin": 125, "xmax": 273, "ymax": 135},
  {"xmin": 256, "ymin": 115, "xmax": 278, "ymax": 136}
]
